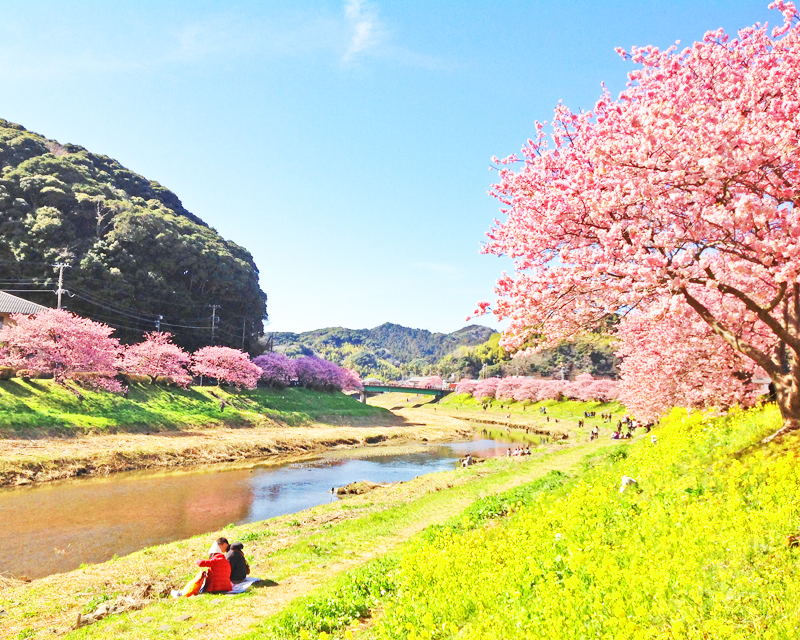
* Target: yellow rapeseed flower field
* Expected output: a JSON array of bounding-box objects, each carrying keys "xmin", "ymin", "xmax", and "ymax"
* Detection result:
[{"xmin": 368, "ymin": 405, "xmax": 800, "ymax": 639}]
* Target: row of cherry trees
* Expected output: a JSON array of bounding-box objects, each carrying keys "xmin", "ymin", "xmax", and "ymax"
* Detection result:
[
  {"xmin": 456, "ymin": 373, "xmax": 619, "ymax": 403},
  {"xmin": 0, "ymin": 309, "xmax": 362, "ymax": 393},
  {"xmin": 252, "ymin": 352, "xmax": 362, "ymax": 392}
]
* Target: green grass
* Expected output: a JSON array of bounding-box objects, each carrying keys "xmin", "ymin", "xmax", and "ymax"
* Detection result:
[
  {"xmin": 52, "ymin": 443, "xmax": 598, "ymax": 640},
  {"xmin": 0, "ymin": 380, "xmax": 390, "ymax": 435},
  {"xmin": 229, "ymin": 403, "xmax": 800, "ymax": 640},
  {"xmin": 439, "ymin": 392, "xmax": 623, "ymax": 420}
]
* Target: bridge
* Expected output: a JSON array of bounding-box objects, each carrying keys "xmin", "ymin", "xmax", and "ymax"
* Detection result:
[{"xmin": 359, "ymin": 384, "xmax": 453, "ymax": 403}]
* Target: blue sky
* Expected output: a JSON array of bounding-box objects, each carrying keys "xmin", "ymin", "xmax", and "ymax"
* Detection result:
[{"xmin": 0, "ymin": 0, "xmax": 775, "ymax": 333}]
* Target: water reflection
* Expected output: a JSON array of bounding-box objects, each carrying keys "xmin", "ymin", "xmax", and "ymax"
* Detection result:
[{"xmin": 0, "ymin": 435, "xmax": 538, "ymax": 579}]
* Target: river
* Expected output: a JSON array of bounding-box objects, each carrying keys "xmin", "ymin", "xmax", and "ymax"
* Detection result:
[{"xmin": 0, "ymin": 434, "xmax": 538, "ymax": 579}]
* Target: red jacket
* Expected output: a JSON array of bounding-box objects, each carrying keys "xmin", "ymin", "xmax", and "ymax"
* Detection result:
[{"xmin": 197, "ymin": 553, "xmax": 232, "ymax": 593}]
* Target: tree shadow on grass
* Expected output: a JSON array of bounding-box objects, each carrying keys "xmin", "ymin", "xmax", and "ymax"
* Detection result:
[{"xmin": 0, "ymin": 380, "xmax": 34, "ymax": 398}]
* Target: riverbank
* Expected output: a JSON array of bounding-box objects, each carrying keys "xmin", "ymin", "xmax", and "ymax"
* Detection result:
[
  {"xmin": 0, "ymin": 383, "xmax": 430, "ymax": 487},
  {"xmin": 0, "ymin": 411, "xmax": 475, "ymax": 487},
  {"xmin": 0, "ymin": 381, "xmax": 390, "ymax": 436},
  {"xmin": 0, "ymin": 435, "xmax": 619, "ymax": 640},
  {"xmin": 370, "ymin": 392, "xmax": 622, "ymax": 440}
]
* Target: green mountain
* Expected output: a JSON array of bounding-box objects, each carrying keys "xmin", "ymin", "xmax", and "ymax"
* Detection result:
[
  {"xmin": 268, "ymin": 322, "xmax": 619, "ymax": 381},
  {"xmin": 268, "ymin": 323, "xmax": 495, "ymax": 379},
  {"xmin": 0, "ymin": 119, "xmax": 266, "ymax": 351}
]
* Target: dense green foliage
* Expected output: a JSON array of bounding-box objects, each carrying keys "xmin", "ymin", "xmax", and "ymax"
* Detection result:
[
  {"xmin": 269, "ymin": 323, "xmax": 494, "ymax": 379},
  {"xmin": 0, "ymin": 119, "xmax": 266, "ymax": 351},
  {"xmin": 0, "ymin": 379, "xmax": 387, "ymax": 434}
]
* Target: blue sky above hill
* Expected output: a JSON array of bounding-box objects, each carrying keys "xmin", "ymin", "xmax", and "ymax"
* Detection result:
[{"xmin": 0, "ymin": 0, "xmax": 775, "ymax": 333}]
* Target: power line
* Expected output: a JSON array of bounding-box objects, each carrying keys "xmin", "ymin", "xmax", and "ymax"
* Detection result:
[
  {"xmin": 0, "ymin": 289, "xmax": 55, "ymax": 293},
  {"xmin": 69, "ymin": 287, "xmax": 210, "ymax": 323}
]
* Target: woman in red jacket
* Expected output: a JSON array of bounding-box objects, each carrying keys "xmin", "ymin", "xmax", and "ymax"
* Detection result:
[{"xmin": 197, "ymin": 537, "xmax": 232, "ymax": 593}]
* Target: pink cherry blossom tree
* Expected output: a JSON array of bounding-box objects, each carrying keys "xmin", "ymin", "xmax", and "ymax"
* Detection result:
[
  {"xmin": 512, "ymin": 378, "xmax": 545, "ymax": 402},
  {"xmin": 293, "ymin": 356, "xmax": 356, "ymax": 392},
  {"xmin": 122, "ymin": 332, "xmax": 192, "ymax": 387},
  {"xmin": 476, "ymin": 3, "xmax": 800, "ymax": 435},
  {"xmin": 617, "ymin": 299, "xmax": 762, "ymax": 420},
  {"xmin": 340, "ymin": 367, "xmax": 364, "ymax": 393},
  {"xmin": 252, "ymin": 352, "xmax": 296, "ymax": 388},
  {"xmin": 474, "ymin": 377, "xmax": 501, "ymax": 400},
  {"xmin": 0, "ymin": 308, "xmax": 121, "ymax": 389},
  {"xmin": 191, "ymin": 346, "xmax": 261, "ymax": 390},
  {"xmin": 496, "ymin": 377, "xmax": 524, "ymax": 400},
  {"xmin": 455, "ymin": 379, "xmax": 478, "ymax": 396},
  {"xmin": 417, "ymin": 375, "xmax": 444, "ymax": 390}
]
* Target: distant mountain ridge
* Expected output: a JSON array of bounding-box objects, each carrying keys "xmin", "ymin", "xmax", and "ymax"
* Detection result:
[{"xmin": 269, "ymin": 323, "xmax": 495, "ymax": 378}]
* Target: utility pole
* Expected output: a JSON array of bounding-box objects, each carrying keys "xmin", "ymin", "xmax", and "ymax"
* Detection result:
[
  {"xmin": 155, "ymin": 315, "xmax": 163, "ymax": 332},
  {"xmin": 53, "ymin": 263, "xmax": 69, "ymax": 309},
  {"xmin": 210, "ymin": 304, "xmax": 220, "ymax": 345},
  {"xmin": 241, "ymin": 319, "xmax": 247, "ymax": 351}
]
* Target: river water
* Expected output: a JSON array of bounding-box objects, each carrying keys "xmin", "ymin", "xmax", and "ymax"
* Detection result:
[{"xmin": 0, "ymin": 435, "xmax": 536, "ymax": 580}]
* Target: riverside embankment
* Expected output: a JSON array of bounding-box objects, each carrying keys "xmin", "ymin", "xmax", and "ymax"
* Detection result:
[
  {"xmin": 0, "ymin": 431, "xmax": 613, "ymax": 640},
  {"xmin": 0, "ymin": 395, "xmax": 624, "ymax": 639},
  {"xmin": 0, "ymin": 383, "xmax": 480, "ymax": 487}
]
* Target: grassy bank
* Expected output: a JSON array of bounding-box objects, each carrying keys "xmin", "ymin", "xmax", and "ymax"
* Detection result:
[
  {"xmin": 0, "ymin": 437, "xmax": 613, "ymax": 640},
  {"xmin": 257, "ymin": 403, "xmax": 799, "ymax": 640},
  {"xmin": 372, "ymin": 392, "xmax": 623, "ymax": 442},
  {"xmin": 0, "ymin": 383, "xmax": 426, "ymax": 487},
  {"xmin": 0, "ymin": 380, "xmax": 389, "ymax": 436}
]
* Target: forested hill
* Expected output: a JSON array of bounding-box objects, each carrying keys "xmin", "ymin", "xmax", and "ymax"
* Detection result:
[
  {"xmin": 0, "ymin": 119, "xmax": 266, "ymax": 351},
  {"xmin": 270, "ymin": 323, "xmax": 495, "ymax": 377},
  {"xmin": 270, "ymin": 322, "xmax": 619, "ymax": 381}
]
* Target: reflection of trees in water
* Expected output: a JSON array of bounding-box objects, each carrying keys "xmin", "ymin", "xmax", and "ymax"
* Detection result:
[{"xmin": 0, "ymin": 470, "xmax": 255, "ymax": 580}]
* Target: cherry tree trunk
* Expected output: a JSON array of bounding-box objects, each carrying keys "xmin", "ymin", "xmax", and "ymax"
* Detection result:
[{"xmin": 765, "ymin": 370, "xmax": 800, "ymax": 442}]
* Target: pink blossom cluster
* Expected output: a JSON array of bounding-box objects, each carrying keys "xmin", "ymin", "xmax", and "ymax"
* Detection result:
[
  {"xmin": 617, "ymin": 298, "xmax": 764, "ymax": 420},
  {"xmin": 290, "ymin": 356, "xmax": 363, "ymax": 392},
  {"xmin": 0, "ymin": 309, "xmax": 365, "ymax": 395},
  {"xmin": 0, "ymin": 308, "xmax": 122, "ymax": 391},
  {"xmin": 0, "ymin": 310, "xmax": 256, "ymax": 392},
  {"xmin": 456, "ymin": 375, "xmax": 618, "ymax": 403},
  {"xmin": 191, "ymin": 346, "xmax": 262, "ymax": 390},
  {"xmin": 416, "ymin": 375, "xmax": 444, "ymax": 390},
  {"xmin": 252, "ymin": 353, "xmax": 296, "ymax": 388},
  {"xmin": 123, "ymin": 331, "xmax": 193, "ymax": 387},
  {"xmin": 475, "ymin": 3, "xmax": 800, "ymax": 426}
]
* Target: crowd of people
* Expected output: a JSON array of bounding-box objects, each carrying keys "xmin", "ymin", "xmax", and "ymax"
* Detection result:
[{"xmin": 507, "ymin": 446, "xmax": 532, "ymax": 456}]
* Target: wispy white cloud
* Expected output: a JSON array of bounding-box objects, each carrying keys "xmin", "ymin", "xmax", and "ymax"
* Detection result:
[
  {"xmin": 343, "ymin": 0, "xmax": 383, "ymax": 61},
  {"xmin": 0, "ymin": 2, "xmax": 449, "ymax": 80}
]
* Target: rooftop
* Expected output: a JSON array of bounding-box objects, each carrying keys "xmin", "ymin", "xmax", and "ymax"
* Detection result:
[{"xmin": 0, "ymin": 291, "xmax": 49, "ymax": 315}]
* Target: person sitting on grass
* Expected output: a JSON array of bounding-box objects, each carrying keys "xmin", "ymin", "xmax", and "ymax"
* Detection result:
[
  {"xmin": 226, "ymin": 542, "xmax": 251, "ymax": 584},
  {"xmin": 198, "ymin": 537, "xmax": 232, "ymax": 593}
]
